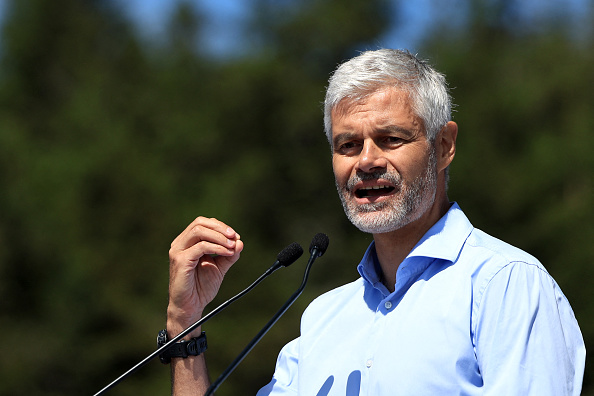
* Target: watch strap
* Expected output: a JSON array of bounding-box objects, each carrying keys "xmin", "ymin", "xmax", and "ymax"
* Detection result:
[{"xmin": 157, "ymin": 330, "xmax": 207, "ymax": 364}]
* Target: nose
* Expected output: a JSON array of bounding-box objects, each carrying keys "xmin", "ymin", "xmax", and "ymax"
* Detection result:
[{"xmin": 357, "ymin": 139, "xmax": 387, "ymax": 173}]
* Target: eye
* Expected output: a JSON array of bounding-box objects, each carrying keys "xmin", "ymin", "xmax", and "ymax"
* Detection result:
[
  {"xmin": 336, "ymin": 140, "xmax": 361, "ymax": 154},
  {"xmin": 382, "ymin": 136, "xmax": 405, "ymax": 147}
]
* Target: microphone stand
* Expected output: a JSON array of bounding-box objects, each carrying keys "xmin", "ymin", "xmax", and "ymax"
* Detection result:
[
  {"xmin": 93, "ymin": 243, "xmax": 302, "ymax": 396},
  {"xmin": 204, "ymin": 244, "xmax": 324, "ymax": 396}
]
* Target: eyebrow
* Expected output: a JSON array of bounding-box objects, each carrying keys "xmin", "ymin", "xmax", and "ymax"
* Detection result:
[
  {"xmin": 332, "ymin": 125, "xmax": 416, "ymax": 147},
  {"xmin": 332, "ymin": 132, "xmax": 358, "ymax": 148},
  {"xmin": 381, "ymin": 125, "xmax": 416, "ymax": 136}
]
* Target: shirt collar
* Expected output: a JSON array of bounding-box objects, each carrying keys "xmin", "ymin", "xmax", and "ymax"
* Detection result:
[{"xmin": 357, "ymin": 202, "xmax": 474, "ymax": 286}]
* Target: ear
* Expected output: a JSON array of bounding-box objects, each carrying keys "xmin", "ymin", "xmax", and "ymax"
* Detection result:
[{"xmin": 436, "ymin": 121, "xmax": 457, "ymax": 172}]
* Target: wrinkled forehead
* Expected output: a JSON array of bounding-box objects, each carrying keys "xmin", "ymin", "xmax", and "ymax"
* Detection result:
[
  {"xmin": 331, "ymin": 88, "xmax": 418, "ymax": 125},
  {"xmin": 332, "ymin": 86, "xmax": 413, "ymax": 114}
]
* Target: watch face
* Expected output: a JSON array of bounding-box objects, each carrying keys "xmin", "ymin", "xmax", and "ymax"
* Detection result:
[
  {"xmin": 157, "ymin": 330, "xmax": 171, "ymax": 364},
  {"xmin": 157, "ymin": 329, "xmax": 168, "ymax": 347}
]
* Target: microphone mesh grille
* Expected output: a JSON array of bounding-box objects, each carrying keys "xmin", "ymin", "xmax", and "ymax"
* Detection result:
[
  {"xmin": 277, "ymin": 242, "xmax": 304, "ymax": 267},
  {"xmin": 310, "ymin": 233, "xmax": 329, "ymax": 256}
]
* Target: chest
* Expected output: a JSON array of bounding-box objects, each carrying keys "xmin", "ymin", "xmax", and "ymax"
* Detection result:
[{"xmin": 297, "ymin": 276, "xmax": 482, "ymax": 395}]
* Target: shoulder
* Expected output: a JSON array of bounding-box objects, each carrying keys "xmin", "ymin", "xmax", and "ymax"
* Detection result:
[
  {"xmin": 460, "ymin": 228, "xmax": 563, "ymax": 311},
  {"xmin": 463, "ymin": 229, "xmax": 577, "ymax": 328},
  {"xmin": 462, "ymin": 228, "xmax": 552, "ymax": 286},
  {"xmin": 465, "ymin": 228, "xmax": 542, "ymax": 268}
]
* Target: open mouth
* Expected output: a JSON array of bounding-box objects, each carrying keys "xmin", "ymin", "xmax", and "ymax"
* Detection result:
[{"xmin": 355, "ymin": 185, "xmax": 396, "ymax": 199}]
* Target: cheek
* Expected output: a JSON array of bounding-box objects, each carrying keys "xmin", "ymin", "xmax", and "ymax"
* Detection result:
[
  {"xmin": 332, "ymin": 157, "xmax": 351, "ymax": 184},
  {"xmin": 391, "ymin": 148, "xmax": 431, "ymax": 178}
]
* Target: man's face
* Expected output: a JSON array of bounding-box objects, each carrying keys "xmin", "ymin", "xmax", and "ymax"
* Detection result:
[{"xmin": 331, "ymin": 88, "xmax": 438, "ymax": 234}]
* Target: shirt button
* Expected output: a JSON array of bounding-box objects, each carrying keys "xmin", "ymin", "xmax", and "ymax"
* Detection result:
[
  {"xmin": 366, "ymin": 359, "xmax": 373, "ymax": 368},
  {"xmin": 384, "ymin": 301, "xmax": 392, "ymax": 309}
]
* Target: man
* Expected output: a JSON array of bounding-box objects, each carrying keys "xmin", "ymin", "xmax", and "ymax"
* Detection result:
[{"xmin": 166, "ymin": 49, "xmax": 585, "ymax": 395}]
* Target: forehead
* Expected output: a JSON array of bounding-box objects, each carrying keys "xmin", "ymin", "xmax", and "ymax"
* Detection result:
[{"xmin": 331, "ymin": 88, "xmax": 422, "ymax": 134}]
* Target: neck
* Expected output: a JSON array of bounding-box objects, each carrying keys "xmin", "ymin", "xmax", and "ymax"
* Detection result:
[{"xmin": 373, "ymin": 193, "xmax": 450, "ymax": 293}]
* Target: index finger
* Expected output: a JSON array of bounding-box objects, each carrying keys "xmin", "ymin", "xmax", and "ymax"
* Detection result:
[{"xmin": 172, "ymin": 216, "xmax": 240, "ymax": 251}]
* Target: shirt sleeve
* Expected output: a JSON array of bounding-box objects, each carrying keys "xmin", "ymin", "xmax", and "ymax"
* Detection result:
[
  {"xmin": 474, "ymin": 261, "xmax": 586, "ymax": 396},
  {"xmin": 256, "ymin": 338, "xmax": 300, "ymax": 396}
]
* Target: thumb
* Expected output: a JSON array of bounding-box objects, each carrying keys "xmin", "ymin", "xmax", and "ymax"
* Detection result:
[{"xmin": 214, "ymin": 239, "xmax": 244, "ymax": 276}]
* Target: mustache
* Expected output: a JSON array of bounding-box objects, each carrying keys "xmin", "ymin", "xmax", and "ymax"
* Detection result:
[{"xmin": 345, "ymin": 169, "xmax": 402, "ymax": 191}]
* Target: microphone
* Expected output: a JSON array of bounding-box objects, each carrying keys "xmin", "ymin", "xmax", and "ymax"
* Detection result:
[
  {"xmin": 309, "ymin": 232, "xmax": 330, "ymax": 259},
  {"xmin": 205, "ymin": 233, "xmax": 329, "ymax": 396},
  {"xmin": 93, "ymin": 242, "xmax": 304, "ymax": 396}
]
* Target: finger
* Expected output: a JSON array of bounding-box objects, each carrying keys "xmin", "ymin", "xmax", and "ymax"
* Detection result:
[
  {"xmin": 212, "ymin": 239, "xmax": 244, "ymax": 276},
  {"xmin": 172, "ymin": 217, "xmax": 239, "ymax": 252},
  {"xmin": 169, "ymin": 240, "xmax": 243, "ymax": 313},
  {"xmin": 186, "ymin": 216, "xmax": 238, "ymax": 239},
  {"xmin": 170, "ymin": 239, "xmax": 238, "ymax": 272},
  {"xmin": 175, "ymin": 216, "xmax": 237, "ymax": 244},
  {"xmin": 171, "ymin": 233, "xmax": 243, "ymax": 272}
]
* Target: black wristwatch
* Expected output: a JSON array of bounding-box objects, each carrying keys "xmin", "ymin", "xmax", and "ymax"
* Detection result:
[{"xmin": 156, "ymin": 329, "xmax": 208, "ymax": 364}]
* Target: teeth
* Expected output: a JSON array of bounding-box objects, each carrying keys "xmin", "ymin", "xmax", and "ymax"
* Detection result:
[{"xmin": 360, "ymin": 185, "xmax": 390, "ymax": 190}]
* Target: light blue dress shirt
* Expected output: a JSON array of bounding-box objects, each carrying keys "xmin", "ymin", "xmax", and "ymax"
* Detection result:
[{"xmin": 257, "ymin": 203, "xmax": 585, "ymax": 395}]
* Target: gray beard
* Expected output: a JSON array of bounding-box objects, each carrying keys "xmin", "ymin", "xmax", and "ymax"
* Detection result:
[{"xmin": 336, "ymin": 150, "xmax": 438, "ymax": 234}]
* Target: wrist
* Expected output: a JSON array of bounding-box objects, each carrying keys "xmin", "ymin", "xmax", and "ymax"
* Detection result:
[
  {"xmin": 167, "ymin": 305, "xmax": 204, "ymax": 338},
  {"xmin": 157, "ymin": 329, "xmax": 207, "ymax": 364},
  {"xmin": 166, "ymin": 324, "xmax": 203, "ymax": 340}
]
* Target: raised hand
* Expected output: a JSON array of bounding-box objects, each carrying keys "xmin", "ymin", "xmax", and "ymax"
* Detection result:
[{"xmin": 167, "ymin": 216, "xmax": 243, "ymax": 337}]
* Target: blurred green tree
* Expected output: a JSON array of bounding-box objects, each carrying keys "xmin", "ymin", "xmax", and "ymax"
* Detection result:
[
  {"xmin": 0, "ymin": 0, "xmax": 391, "ymax": 395},
  {"xmin": 0, "ymin": 0, "xmax": 183, "ymax": 394}
]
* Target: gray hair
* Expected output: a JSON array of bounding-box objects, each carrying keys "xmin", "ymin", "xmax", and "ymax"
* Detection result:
[{"xmin": 323, "ymin": 49, "xmax": 453, "ymax": 145}]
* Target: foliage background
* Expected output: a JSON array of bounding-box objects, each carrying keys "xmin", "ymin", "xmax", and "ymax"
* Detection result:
[{"xmin": 0, "ymin": 0, "xmax": 592, "ymax": 395}]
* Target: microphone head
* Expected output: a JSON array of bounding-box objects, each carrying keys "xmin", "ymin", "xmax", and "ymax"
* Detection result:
[
  {"xmin": 277, "ymin": 242, "xmax": 304, "ymax": 267},
  {"xmin": 309, "ymin": 233, "xmax": 329, "ymax": 257}
]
